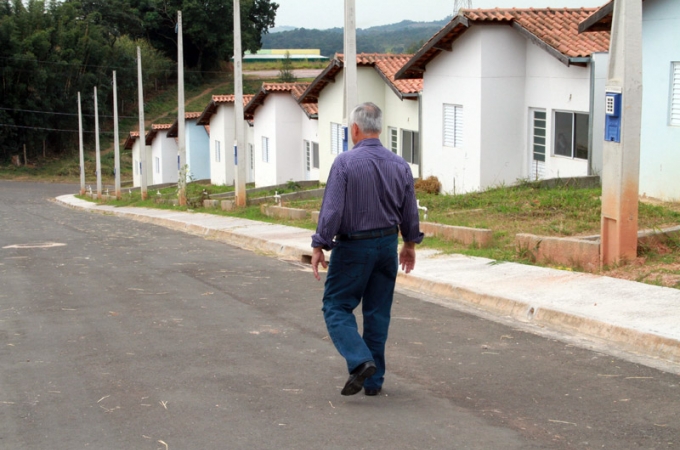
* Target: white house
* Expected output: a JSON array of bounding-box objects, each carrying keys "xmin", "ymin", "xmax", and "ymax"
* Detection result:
[
  {"xmin": 244, "ymin": 82, "xmax": 319, "ymax": 187},
  {"xmin": 124, "ymin": 130, "xmax": 153, "ymax": 188},
  {"xmin": 395, "ymin": 8, "xmax": 611, "ymax": 194},
  {"xmin": 581, "ymin": 0, "xmax": 680, "ymax": 202},
  {"xmin": 298, "ymin": 54, "xmax": 423, "ymax": 183},
  {"xmin": 146, "ymin": 123, "xmax": 178, "ymax": 185},
  {"xmin": 167, "ymin": 112, "xmax": 210, "ymax": 182},
  {"xmin": 196, "ymin": 95, "xmax": 254, "ymax": 186}
]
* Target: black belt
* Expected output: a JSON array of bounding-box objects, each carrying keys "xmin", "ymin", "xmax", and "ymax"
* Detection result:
[{"xmin": 335, "ymin": 226, "xmax": 399, "ymax": 241}]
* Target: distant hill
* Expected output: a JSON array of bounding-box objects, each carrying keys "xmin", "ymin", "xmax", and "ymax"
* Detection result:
[{"xmin": 262, "ymin": 18, "xmax": 452, "ymax": 57}]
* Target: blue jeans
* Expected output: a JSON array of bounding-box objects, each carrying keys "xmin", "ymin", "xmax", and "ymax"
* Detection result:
[{"xmin": 322, "ymin": 234, "xmax": 398, "ymax": 390}]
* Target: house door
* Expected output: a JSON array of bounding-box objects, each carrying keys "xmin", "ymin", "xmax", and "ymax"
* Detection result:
[
  {"xmin": 530, "ymin": 109, "xmax": 546, "ymax": 180},
  {"xmin": 248, "ymin": 144, "xmax": 254, "ymax": 183}
]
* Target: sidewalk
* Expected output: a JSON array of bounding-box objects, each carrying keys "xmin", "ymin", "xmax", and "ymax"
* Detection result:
[{"xmin": 55, "ymin": 194, "xmax": 680, "ymax": 374}]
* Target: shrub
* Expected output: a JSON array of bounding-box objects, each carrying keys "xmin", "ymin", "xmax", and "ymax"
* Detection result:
[{"xmin": 415, "ymin": 176, "xmax": 442, "ymax": 195}]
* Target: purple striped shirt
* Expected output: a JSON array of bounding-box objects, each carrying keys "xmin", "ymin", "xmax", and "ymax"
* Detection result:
[{"xmin": 311, "ymin": 138, "xmax": 424, "ymax": 250}]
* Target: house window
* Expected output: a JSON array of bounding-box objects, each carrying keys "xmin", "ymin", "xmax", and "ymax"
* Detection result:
[
  {"xmin": 532, "ymin": 110, "xmax": 547, "ymax": 162},
  {"xmin": 554, "ymin": 111, "xmax": 589, "ymax": 160},
  {"xmin": 305, "ymin": 140, "xmax": 312, "ymax": 171},
  {"xmin": 671, "ymin": 62, "xmax": 680, "ymax": 126},
  {"xmin": 154, "ymin": 157, "xmax": 160, "ymax": 174},
  {"xmin": 215, "ymin": 140, "xmax": 221, "ymax": 163},
  {"xmin": 401, "ymin": 129, "xmax": 420, "ymax": 165},
  {"xmin": 443, "ymin": 104, "xmax": 463, "ymax": 148},
  {"xmin": 262, "ymin": 136, "xmax": 269, "ymax": 162},
  {"xmin": 388, "ymin": 127, "xmax": 398, "ymax": 153},
  {"xmin": 249, "ymin": 143, "xmax": 254, "ymax": 170},
  {"xmin": 304, "ymin": 140, "xmax": 320, "ymax": 171},
  {"xmin": 330, "ymin": 122, "xmax": 343, "ymax": 155},
  {"xmin": 312, "ymin": 142, "xmax": 319, "ymax": 169}
]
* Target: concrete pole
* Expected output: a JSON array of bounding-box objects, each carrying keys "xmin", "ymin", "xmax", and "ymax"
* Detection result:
[
  {"xmin": 77, "ymin": 92, "xmax": 85, "ymax": 195},
  {"xmin": 600, "ymin": 0, "xmax": 643, "ymax": 266},
  {"xmin": 343, "ymin": 0, "xmax": 357, "ymax": 131},
  {"xmin": 94, "ymin": 86, "xmax": 102, "ymax": 200},
  {"xmin": 113, "ymin": 71, "xmax": 121, "ymax": 199},
  {"xmin": 233, "ymin": 0, "xmax": 247, "ymax": 206},
  {"xmin": 177, "ymin": 11, "xmax": 187, "ymax": 206},
  {"xmin": 137, "ymin": 46, "xmax": 148, "ymax": 200}
]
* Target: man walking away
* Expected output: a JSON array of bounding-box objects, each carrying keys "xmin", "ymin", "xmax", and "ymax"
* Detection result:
[{"xmin": 311, "ymin": 102, "xmax": 424, "ymax": 396}]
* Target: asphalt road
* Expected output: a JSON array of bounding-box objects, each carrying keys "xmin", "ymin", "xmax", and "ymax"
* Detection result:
[{"xmin": 0, "ymin": 180, "xmax": 679, "ymax": 449}]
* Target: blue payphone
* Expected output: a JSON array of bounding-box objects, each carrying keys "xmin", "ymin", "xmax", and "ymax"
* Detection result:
[{"xmin": 605, "ymin": 88, "xmax": 622, "ymax": 143}]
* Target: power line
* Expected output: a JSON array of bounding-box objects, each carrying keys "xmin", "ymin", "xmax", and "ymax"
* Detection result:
[
  {"xmin": 0, "ymin": 107, "xmax": 137, "ymax": 119},
  {"xmin": 0, "ymin": 124, "xmax": 116, "ymax": 134}
]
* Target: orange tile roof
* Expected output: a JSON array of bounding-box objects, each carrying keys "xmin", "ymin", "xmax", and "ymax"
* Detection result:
[
  {"xmin": 124, "ymin": 130, "xmax": 140, "ymax": 149},
  {"xmin": 146, "ymin": 124, "xmax": 173, "ymax": 144},
  {"xmin": 397, "ymin": 8, "xmax": 610, "ymax": 80},
  {"xmin": 167, "ymin": 112, "xmax": 203, "ymax": 137},
  {"xmin": 578, "ymin": 1, "xmax": 614, "ymax": 33},
  {"xmin": 298, "ymin": 53, "xmax": 422, "ymax": 104},
  {"xmin": 196, "ymin": 94, "xmax": 254, "ymax": 125},
  {"xmin": 244, "ymin": 82, "xmax": 316, "ymax": 119}
]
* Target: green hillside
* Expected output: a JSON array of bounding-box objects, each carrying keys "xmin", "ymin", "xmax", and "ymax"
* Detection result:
[{"xmin": 261, "ymin": 18, "xmax": 451, "ymax": 57}]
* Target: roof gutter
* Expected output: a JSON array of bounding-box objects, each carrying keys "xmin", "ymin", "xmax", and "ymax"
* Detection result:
[{"xmin": 568, "ymin": 57, "xmax": 592, "ymax": 66}]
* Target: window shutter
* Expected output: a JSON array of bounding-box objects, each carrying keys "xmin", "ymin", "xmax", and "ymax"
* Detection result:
[
  {"xmin": 454, "ymin": 106, "xmax": 463, "ymax": 148},
  {"xmin": 444, "ymin": 104, "xmax": 463, "ymax": 148},
  {"xmin": 672, "ymin": 62, "xmax": 680, "ymax": 126},
  {"xmin": 330, "ymin": 123, "xmax": 339, "ymax": 155}
]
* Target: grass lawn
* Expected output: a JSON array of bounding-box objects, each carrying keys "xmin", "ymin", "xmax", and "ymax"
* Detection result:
[{"xmin": 78, "ymin": 180, "xmax": 680, "ymax": 289}]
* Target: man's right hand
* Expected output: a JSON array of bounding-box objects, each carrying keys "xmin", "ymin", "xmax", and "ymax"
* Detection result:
[{"xmin": 311, "ymin": 247, "xmax": 328, "ymax": 281}]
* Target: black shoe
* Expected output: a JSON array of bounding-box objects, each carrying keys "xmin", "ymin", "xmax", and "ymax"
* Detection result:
[
  {"xmin": 364, "ymin": 387, "xmax": 381, "ymax": 396},
  {"xmin": 341, "ymin": 361, "xmax": 376, "ymax": 396}
]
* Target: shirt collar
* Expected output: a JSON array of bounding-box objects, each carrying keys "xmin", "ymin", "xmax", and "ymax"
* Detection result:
[{"xmin": 352, "ymin": 138, "xmax": 382, "ymax": 150}]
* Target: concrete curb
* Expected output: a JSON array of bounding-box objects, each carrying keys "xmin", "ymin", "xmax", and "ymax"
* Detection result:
[{"xmin": 55, "ymin": 195, "xmax": 680, "ymax": 372}]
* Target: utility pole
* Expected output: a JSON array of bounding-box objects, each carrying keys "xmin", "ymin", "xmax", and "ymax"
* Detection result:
[
  {"xmin": 233, "ymin": 0, "xmax": 247, "ymax": 206},
  {"xmin": 343, "ymin": 0, "xmax": 357, "ymax": 136},
  {"xmin": 94, "ymin": 86, "xmax": 102, "ymax": 200},
  {"xmin": 113, "ymin": 71, "xmax": 121, "ymax": 199},
  {"xmin": 177, "ymin": 10, "xmax": 187, "ymax": 206},
  {"xmin": 78, "ymin": 92, "xmax": 85, "ymax": 195},
  {"xmin": 137, "ymin": 46, "xmax": 148, "ymax": 200},
  {"xmin": 600, "ymin": 0, "xmax": 643, "ymax": 266}
]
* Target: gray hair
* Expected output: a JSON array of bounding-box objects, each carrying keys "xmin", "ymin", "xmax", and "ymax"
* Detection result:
[{"xmin": 350, "ymin": 102, "xmax": 382, "ymax": 134}]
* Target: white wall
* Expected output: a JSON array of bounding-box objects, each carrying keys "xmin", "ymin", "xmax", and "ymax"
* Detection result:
[
  {"xmin": 151, "ymin": 131, "xmax": 178, "ymax": 185},
  {"xmin": 316, "ymin": 66, "xmax": 421, "ymax": 183},
  {"xmin": 301, "ymin": 111, "xmax": 320, "ymax": 181},
  {"xmin": 317, "ymin": 72, "xmax": 346, "ymax": 182},
  {"xmin": 639, "ymin": 0, "xmax": 680, "ymax": 201},
  {"xmin": 384, "ymin": 87, "xmax": 420, "ymax": 178},
  {"xmin": 480, "ymin": 26, "xmax": 526, "ymax": 189},
  {"xmin": 274, "ymin": 96, "xmax": 305, "ymax": 184},
  {"xmin": 132, "ymin": 139, "xmax": 140, "ymax": 187},
  {"xmin": 590, "ymin": 52, "xmax": 610, "ymax": 178},
  {"xmin": 253, "ymin": 95, "xmax": 278, "ymax": 187},
  {"xmin": 209, "ymin": 105, "xmax": 229, "ymax": 185},
  {"xmin": 524, "ymin": 42, "xmax": 592, "ymax": 180},
  {"xmin": 421, "ymin": 27, "xmax": 483, "ymax": 194}
]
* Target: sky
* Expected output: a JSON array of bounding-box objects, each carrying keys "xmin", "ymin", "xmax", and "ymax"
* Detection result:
[{"xmin": 273, "ymin": 0, "xmax": 608, "ymax": 30}]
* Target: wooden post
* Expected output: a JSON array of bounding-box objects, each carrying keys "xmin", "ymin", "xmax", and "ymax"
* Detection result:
[{"xmin": 23, "ymin": 144, "xmax": 27, "ymax": 166}]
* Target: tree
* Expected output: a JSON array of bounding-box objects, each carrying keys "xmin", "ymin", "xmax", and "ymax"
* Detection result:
[
  {"xmin": 138, "ymin": 0, "xmax": 279, "ymax": 72},
  {"xmin": 277, "ymin": 50, "xmax": 295, "ymax": 83}
]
